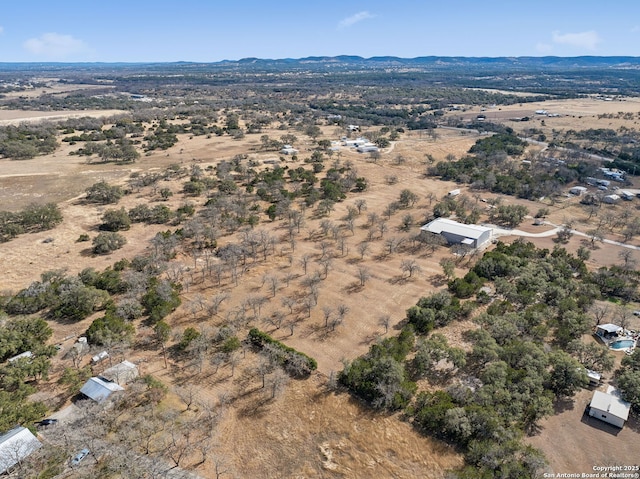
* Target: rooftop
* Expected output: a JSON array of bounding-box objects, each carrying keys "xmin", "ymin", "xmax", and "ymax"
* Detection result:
[
  {"xmin": 590, "ymin": 387, "xmax": 631, "ymax": 421},
  {"xmin": 421, "ymin": 218, "xmax": 492, "ymax": 240}
]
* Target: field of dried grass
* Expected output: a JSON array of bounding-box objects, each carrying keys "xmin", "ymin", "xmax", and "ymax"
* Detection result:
[{"xmin": 3, "ymin": 99, "xmax": 640, "ymax": 477}]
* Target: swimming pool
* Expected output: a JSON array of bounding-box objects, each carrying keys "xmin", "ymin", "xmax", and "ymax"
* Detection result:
[{"xmin": 609, "ymin": 339, "xmax": 636, "ymax": 350}]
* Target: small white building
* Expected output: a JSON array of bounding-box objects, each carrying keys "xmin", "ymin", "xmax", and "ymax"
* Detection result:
[
  {"xmin": 91, "ymin": 351, "xmax": 109, "ymax": 364},
  {"xmin": 0, "ymin": 426, "xmax": 41, "ymax": 475},
  {"xmin": 280, "ymin": 145, "xmax": 298, "ymax": 155},
  {"xmin": 7, "ymin": 351, "xmax": 33, "ymax": 363},
  {"xmin": 602, "ymin": 194, "xmax": 620, "ymax": 204},
  {"xmin": 80, "ymin": 377, "xmax": 124, "ymax": 402},
  {"xmin": 569, "ymin": 186, "xmax": 588, "ymax": 196},
  {"xmin": 588, "ymin": 386, "xmax": 631, "ymax": 428},
  {"xmin": 356, "ymin": 145, "xmax": 379, "ymax": 153},
  {"xmin": 421, "ymin": 218, "xmax": 493, "ymax": 249}
]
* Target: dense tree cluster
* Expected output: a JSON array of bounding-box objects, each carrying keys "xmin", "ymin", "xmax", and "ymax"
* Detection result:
[
  {"xmin": 0, "ymin": 202, "xmax": 62, "ymax": 242},
  {"xmin": 340, "ymin": 240, "xmax": 615, "ymax": 478},
  {"xmin": 0, "ymin": 124, "xmax": 58, "ymax": 159}
]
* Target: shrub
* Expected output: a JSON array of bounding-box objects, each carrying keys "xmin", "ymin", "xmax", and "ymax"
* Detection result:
[{"xmin": 92, "ymin": 232, "xmax": 127, "ymax": 254}]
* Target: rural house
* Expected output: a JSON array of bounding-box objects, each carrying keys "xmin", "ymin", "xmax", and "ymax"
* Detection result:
[
  {"xmin": 588, "ymin": 386, "xmax": 631, "ymax": 428},
  {"xmin": 0, "ymin": 426, "xmax": 41, "ymax": 475},
  {"xmin": 420, "ymin": 218, "xmax": 493, "ymax": 249},
  {"xmin": 595, "ymin": 323, "xmax": 623, "ymax": 341},
  {"xmin": 80, "ymin": 376, "xmax": 124, "ymax": 402}
]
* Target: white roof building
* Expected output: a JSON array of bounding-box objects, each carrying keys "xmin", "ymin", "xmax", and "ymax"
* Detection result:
[
  {"xmin": 101, "ymin": 360, "xmax": 139, "ymax": 386},
  {"xmin": 603, "ymin": 194, "xmax": 620, "ymax": 204},
  {"xmin": 80, "ymin": 377, "xmax": 124, "ymax": 402},
  {"xmin": 588, "ymin": 386, "xmax": 631, "ymax": 428},
  {"xmin": 596, "ymin": 323, "xmax": 623, "ymax": 339},
  {"xmin": 280, "ymin": 145, "xmax": 298, "ymax": 155},
  {"xmin": 421, "ymin": 218, "xmax": 493, "ymax": 249},
  {"xmin": 0, "ymin": 426, "xmax": 41, "ymax": 474},
  {"xmin": 7, "ymin": 351, "xmax": 33, "ymax": 363}
]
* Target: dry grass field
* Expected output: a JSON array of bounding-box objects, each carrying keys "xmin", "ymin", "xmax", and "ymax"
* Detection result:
[{"xmin": 3, "ymin": 98, "xmax": 640, "ymax": 477}]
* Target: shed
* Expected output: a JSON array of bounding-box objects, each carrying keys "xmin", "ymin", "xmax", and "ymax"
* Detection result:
[
  {"xmin": 101, "ymin": 360, "xmax": 139, "ymax": 386},
  {"xmin": 602, "ymin": 194, "xmax": 620, "ymax": 204},
  {"xmin": 8, "ymin": 351, "xmax": 33, "ymax": 363},
  {"xmin": 595, "ymin": 323, "xmax": 622, "ymax": 340},
  {"xmin": 588, "ymin": 386, "xmax": 631, "ymax": 428},
  {"xmin": 420, "ymin": 219, "xmax": 492, "ymax": 249},
  {"xmin": 569, "ymin": 186, "xmax": 587, "ymax": 196},
  {"xmin": 91, "ymin": 351, "xmax": 109, "ymax": 364},
  {"xmin": 280, "ymin": 145, "xmax": 298, "ymax": 155},
  {"xmin": 448, "ymin": 189, "xmax": 461, "ymax": 197},
  {"xmin": 0, "ymin": 426, "xmax": 41, "ymax": 474},
  {"xmin": 356, "ymin": 145, "xmax": 379, "ymax": 153},
  {"xmin": 80, "ymin": 377, "xmax": 124, "ymax": 402}
]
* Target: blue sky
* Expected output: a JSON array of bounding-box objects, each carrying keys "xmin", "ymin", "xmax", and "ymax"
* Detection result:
[{"xmin": 1, "ymin": 1, "xmax": 639, "ymax": 62}]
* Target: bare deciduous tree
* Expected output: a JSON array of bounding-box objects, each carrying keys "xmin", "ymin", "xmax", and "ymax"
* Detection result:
[
  {"xmin": 357, "ymin": 241, "xmax": 370, "ymax": 260},
  {"xmin": 268, "ymin": 367, "xmax": 290, "ymax": 399},
  {"xmin": 357, "ymin": 265, "xmax": 371, "ymax": 286},
  {"xmin": 300, "ymin": 254, "xmax": 310, "ymax": 274},
  {"xmin": 401, "ymin": 259, "xmax": 421, "ymax": 277},
  {"xmin": 378, "ymin": 314, "xmax": 391, "ymax": 334}
]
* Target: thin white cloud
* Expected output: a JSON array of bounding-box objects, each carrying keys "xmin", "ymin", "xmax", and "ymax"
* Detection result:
[
  {"xmin": 536, "ymin": 42, "xmax": 553, "ymax": 53},
  {"xmin": 23, "ymin": 32, "xmax": 91, "ymax": 59},
  {"xmin": 0, "ymin": 26, "xmax": 4, "ymax": 35},
  {"xmin": 552, "ymin": 30, "xmax": 601, "ymax": 51},
  {"xmin": 338, "ymin": 11, "xmax": 375, "ymax": 29}
]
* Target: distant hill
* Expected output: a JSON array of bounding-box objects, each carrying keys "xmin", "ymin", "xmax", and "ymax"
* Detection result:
[{"xmin": 3, "ymin": 56, "xmax": 640, "ymax": 71}]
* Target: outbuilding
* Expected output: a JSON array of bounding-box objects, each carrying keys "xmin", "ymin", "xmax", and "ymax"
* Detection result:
[
  {"xmin": 356, "ymin": 145, "xmax": 379, "ymax": 153},
  {"xmin": 101, "ymin": 360, "xmax": 139, "ymax": 386},
  {"xmin": 595, "ymin": 323, "xmax": 623, "ymax": 341},
  {"xmin": 80, "ymin": 377, "xmax": 124, "ymax": 402},
  {"xmin": 280, "ymin": 145, "xmax": 298, "ymax": 155},
  {"xmin": 7, "ymin": 351, "xmax": 33, "ymax": 363},
  {"xmin": 420, "ymin": 218, "xmax": 493, "ymax": 249},
  {"xmin": 602, "ymin": 194, "xmax": 620, "ymax": 204},
  {"xmin": 0, "ymin": 426, "xmax": 41, "ymax": 474},
  {"xmin": 588, "ymin": 386, "xmax": 631, "ymax": 428}
]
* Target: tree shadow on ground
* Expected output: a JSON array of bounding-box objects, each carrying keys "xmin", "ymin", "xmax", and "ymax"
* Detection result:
[
  {"xmin": 553, "ymin": 396, "xmax": 576, "ymax": 414},
  {"xmin": 344, "ymin": 281, "xmax": 364, "ymax": 294}
]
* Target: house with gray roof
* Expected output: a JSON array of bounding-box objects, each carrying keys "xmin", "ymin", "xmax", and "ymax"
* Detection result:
[{"xmin": 0, "ymin": 426, "xmax": 41, "ymax": 474}]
